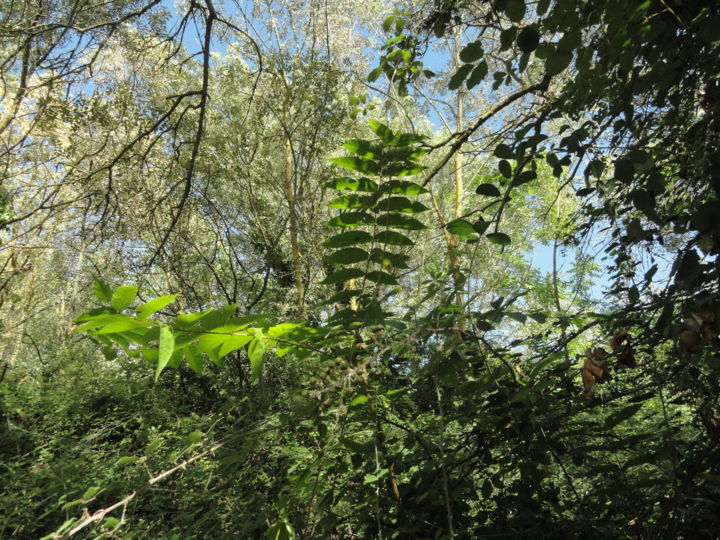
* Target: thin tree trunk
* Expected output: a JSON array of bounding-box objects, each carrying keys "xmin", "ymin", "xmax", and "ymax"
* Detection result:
[
  {"xmin": 284, "ymin": 137, "xmax": 305, "ymax": 313},
  {"xmin": 449, "ymin": 31, "xmax": 465, "ymax": 305}
]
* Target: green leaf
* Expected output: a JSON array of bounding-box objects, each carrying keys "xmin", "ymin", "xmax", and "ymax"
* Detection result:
[
  {"xmin": 325, "ymin": 176, "xmax": 378, "ymax": 192},
  {"xmin": 328, "ymin": 194, "xmax": 374, "ymax": 209},
  {"xmin": 343, "ymin": 139, "xmax": 378, "ymax": 158},
  {"xmin": 500, "ymin": 27, "xmax": 517, "ymax": 51},
  {"xmin": 374, "ymin": 230, "xmax": 414, "ymax": 246},
  {"xmin": 74, "ymin": 307, "xmax": 115, "ymax": 323},
  {"xmin": 391, "ymin": 132, "xmax": 427, "ymax": 146},
  {"xmin": 368, "ymin": 119, "xmax": 394, "ymax": 143},
  {"xmin": 505, "ymin": 0, "xmax": 526, "ymax": 22},
  {"xmin": 323, "ymin": 231, "xmax": 373, "ymax": 248},
  {"xmin": 184, "ymin": 345, "xmax": 203, "ymax": 374},
  {"xmin": 198, "ymin": 331, "xmax": 251, "ymax": 356},
  {"xmin": 321, "ymin": 268, "xmax": 365, "ymax": 285},
  {"xmin": 507, "ymin": 311, "xmax": 527, "ymax": 323},
  {"xmin": 266, "ymin": 520, "xmax": 295, "ymax": 540},
  {"xmin": 493, "ymin": 144, "xmax": 514, "ymax": 159},
  {"xmin": 382, "ymin": 16, "xmax": 394, "ymax": 33},
  {"xmin": 82, "ymin": 486, "xmax": 102, "ymax": 500},
  {"xmin": 364, "ymin": 270, "xmax": 398, "ymax": 285},
  {"xmin": 111, "ymin": 286, "xmax": 138, "ymax": 311},
  {"xmin": 459, "ymin": 41, "xmax": 484, "ymax": 63},
  {"xmin": 136, "ymin": 295, "xmax": 177, "ymax": 319},
  {"xmin": 195, "ymin": 305, "xmax": 241, "ymax": 330},
  {"xmin": 476, "ymin": 183, "xmax": 502, "ymax": 197},
  {"xmin": 349, "ymin": 395, "xmax": 369, "ymax": 406},
  {"xmin": 528, "ymin": 312, "xmax": 548, "ymax": 323},
  {"xmin": 513, "ymin": 170, "xmax": 537, "ymax": 186},
  {"xmin": 379, "ymin": 180, "xmax": 428, "ymax": 195},
  {"xmin": 331, "ymin": 156, "xmax": 381, "ymax": 175},
  {"xmin": 326, "ymin": 212, "xmax": 375, "ymax": 227},
  {"xmin": 381, "ymin": 162, "xmax": 426, "ymax": 176},
  {"xmin": 517, "ymin": 26, "xmax": 540, "ymax": 53},
  {"xmin": 369, "ymin": 248, "xmax": 410, "ymax": 269},
  {"xmin": 248, "ymin": 330, "xmax": 266, "ymax": 380},
  {"xmin": 605, "ymin": 403, "xmax": 644, "ymax": 430},
  {"xmin": 325, "ymin": 247, "xmax": 369, "ymax": 265},
  {"xmin": 466, "ymin": 61, "xmax": 488, "ymax": 89},
  {"xmin": 93, "ymin": 278, "xmax": 113, "ymax": 303},
  {"xmin": 545, "ymin": 50, "xmax": 573, "ymax": 76},
  {"xmin": 155, "ymin": 325, "xmax": 175, "ymax": 382},
  {"xmin": 486, "ymin": 232, "xmax": 511, "ymax": 245},
  {"xmin": 586, "ymin": 159, "xmax": 605, "ymax": 178},
  {"xmin": 558, "ymin": 30, "xmax": 582, "ymax": 53},
  {"xmin": 498, "ymin": 160, "xmax": 512, "ymax": 179},
  {"xmin": 386, "ymin": 48, "xmax": 408, "ymax": 63},
  {"xmin": 447, "ymin": 219, "xmax": 479, "ymax": 241},
  {"xmin": 94, "ymin": 317, "xmax": 153, "ymax": 335},
  {"xmin": 368, "ymin": 66, "xmax": 383, "ymax": 82},
  {"xmin": 473, "ymin": 219, "xmax": 490, "ymax": 234},
  {"xmin": 322, "ymin": 289, "xmax": 361, "ymax": 306},
  {"xmin": 449, "ymin": 64, "xmax": 474, "ymax": 90},
  {"xmin": 114, "ymin": 456, "xmax": 139, "ymax": 468},
  {"xmin": 376, "ymin": 213, "xmax": 425, "ymax": 230},
  {"xmin": 529, "ymin": 353, "xmax": 564, "ymax": 378},
  {"xmin": 614, "ymin": 157, "xmax": 635, "ymax": 182},
  {"xmin": 373, "ymin": 196, "xmax": 428, "ymax": 213}
]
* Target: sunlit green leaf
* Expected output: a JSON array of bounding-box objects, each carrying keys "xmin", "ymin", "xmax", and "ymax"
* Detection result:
[
  {"xmin": 374, "ymin": 230, "xmax": 414, "ymax": 246},
  {"xmin": 368, "ymin": 119, "xmax": 394, "ymax": 143},
  {"xmin": 373, "ymin": 196, "xmax": 428, "ymax": 213},
  {"xmin": 136, "ymin": 295, "xmax": 177, "ymax": 319},
  {"xmin": 324, "ymin": 176, "xmax": 378, "ymax": 192},
  {"xmin": 326, "ymin": 212, "xmax": 374, "ymax": 227},
  {"xmin": 111, "ymin": 285, "xmax": 138, "ymax": 311},
  {"xmin": 184, "ymin": 345, "xmax": 203, "ymax": 374},
  {"xmin": 323, "ymin": 231, "xmax": 373, "ymax": 248},
  {"xmin": 329, "ymin": 194, "xmax": 375, "ymax": 209},
  {"xmin": 155, "ymin": 325, "xmax": 175, "ymax": 382},
  {"xmin": 331, "ymin": 156, "xmax": 381, "ymax": 176},
  {"xmin": 93, "ymin": 278, "xmax": 113, "ymax": 303},
  {"xmin": 248, "ymin": 329, "xmax": 266, "ymax": 380},
  {"xmin": 447, "ymin": 219, "xmax": 479, "ymax": 242}
]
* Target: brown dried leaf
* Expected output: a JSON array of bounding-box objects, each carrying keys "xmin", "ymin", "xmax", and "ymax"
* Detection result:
[
  {"xmin": 581, "ymin": 367, "xmax": 597, "ymax": 400},
  {"xmin": 609, "ymin": 330, "xmax": 629, "ymax": 350},
  {"xmin": 618, "ymin": 345, "xmax": 637, "ymax": 368},
  {"xmin": 679, "ymin": 330, "xmax": 702, "ymax": 354}
]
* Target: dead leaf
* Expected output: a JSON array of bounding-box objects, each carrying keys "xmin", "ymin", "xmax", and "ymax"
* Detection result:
[{"xmin": 679, "ymin": 330, "xmax": 701, "ymax": 354}]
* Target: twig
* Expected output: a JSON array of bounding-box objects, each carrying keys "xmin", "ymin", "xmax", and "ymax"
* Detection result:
[{"xmin": 421, "ymin": 76, "xmax": 550, "ymax": 188}]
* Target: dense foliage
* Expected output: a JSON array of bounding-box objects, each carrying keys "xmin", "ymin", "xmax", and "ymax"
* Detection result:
[{"xmin": 1, "ymin": 0, "xmax": 718, "ymax": 538}]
